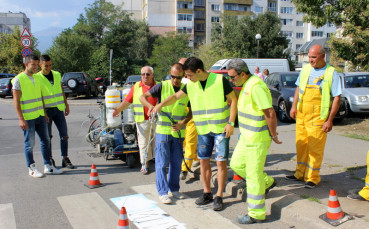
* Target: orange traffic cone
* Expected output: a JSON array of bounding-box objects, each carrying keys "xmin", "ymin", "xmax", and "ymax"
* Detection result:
[
  {"xmin": 319, "ymin": 189, "xmax": 352, "ymax": 226},
  {"xmin": 117, "ymin": 206, "xmax": 129, "ymax": 229},
  {"xmin": 232, "ymin": 172, "xmax": 244, "ymax": 184},
  {"xmin": 84, "ymin": 164, "xmax": 104, "ymax": 189}
]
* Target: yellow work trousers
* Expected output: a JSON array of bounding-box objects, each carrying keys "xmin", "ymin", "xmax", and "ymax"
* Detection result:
[
  {"xmin": 294, "ymin": 85, "xmax": 327, "ymax": 185},
  {"xmin": 181, "ymin": 119, "xmax": 198, "ymax": 171},
  {"xmin": 358, "ymin": 150, "xmax": 369, "ymax": 200},
  {"xmin": 230, "ymin": 135, "xmax": 274, "ymax": 220}
]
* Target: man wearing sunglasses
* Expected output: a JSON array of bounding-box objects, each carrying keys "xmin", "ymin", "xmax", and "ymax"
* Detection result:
[
  {"xmin": 227, "ymin": 58, "xmax": 282, "ymax": 224},
  {"xmin": 152, "ymin": 57, "xmax": 237, "ymax": 211},
  {"xmin": 140, "ymin": 63, "xmax": 191, "ymax": 204},
  {"xmin": 113, "ymin": 66, "xmax": 157, "ymax": 175}
]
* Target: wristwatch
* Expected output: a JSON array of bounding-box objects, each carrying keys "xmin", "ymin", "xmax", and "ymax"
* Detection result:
[{"xmin": 228, "ymin": 121, "xmax": 235, "ymax": 127}]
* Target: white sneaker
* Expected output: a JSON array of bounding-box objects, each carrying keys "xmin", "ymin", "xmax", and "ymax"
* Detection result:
[
  {"xmin": 159, "ymin": 195, "xmax": 172, "ymax": 204},
  {"xmin": 171, "ymin": 191, "xmax": 185, "ymax": 199},
  {"xmin": 28, "ymin": 164, "xmax": 44, "ymax": 178},
  {"xmin": 44, "ymin": 164, "xmax": 63, "ymax": 174}
]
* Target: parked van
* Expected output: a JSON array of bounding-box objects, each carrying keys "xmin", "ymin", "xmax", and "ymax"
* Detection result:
[{"xmin": 209, "ymin": 58, "xmax": 290, "ymax": 73}]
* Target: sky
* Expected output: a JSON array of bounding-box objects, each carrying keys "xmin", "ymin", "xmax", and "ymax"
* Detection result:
[{"xmin": 0, "ymin": 0, "xmax": 96, "ymax": 32}]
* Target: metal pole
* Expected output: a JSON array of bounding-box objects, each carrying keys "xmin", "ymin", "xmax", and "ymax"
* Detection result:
[
  {"xmin": 257, "ymin": 40, "xmax": 259, "ymax": 59},
  {"xmin": 109, "ymin": 49, "xmax": 113, "ymax": 86}
]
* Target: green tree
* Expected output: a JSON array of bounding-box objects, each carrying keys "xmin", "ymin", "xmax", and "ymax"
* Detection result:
[
  {"xmin": 211, "ymin": 12, "xmax": 290, "ymax": 59},
  {"xmin": 148, "ymin": 32, "xmax": 191, "ymax": 80},
  {"xmin": 292, "ymin": 0, "xmax": 369, "ymax": 70},
  {"xmin": 47, "ymin": 29, "xmax": 93, "ymax": 74},
  {"xmin": 194, "ymin": 42, "xmax": 230, "ymax": 70},
  {"xmin": 0, "ymin": 27, "xmax": 40, "ymax": 74}
]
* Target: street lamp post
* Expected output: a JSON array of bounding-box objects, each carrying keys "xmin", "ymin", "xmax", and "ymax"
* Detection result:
[{"xmin": 255, "ymin": 34, "xmax": 261, "ymax": 58}]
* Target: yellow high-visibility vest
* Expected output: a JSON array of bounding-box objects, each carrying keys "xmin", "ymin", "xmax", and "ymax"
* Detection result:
[{"xmin": 37, "ymin": 70, "xmax": 66, "ymax": 111}]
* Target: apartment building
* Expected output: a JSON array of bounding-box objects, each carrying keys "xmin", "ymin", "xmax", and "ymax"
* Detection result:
[
  {"xmin": 0, "ymin": 12, "xmax": 31, "ymax": 34},
  {"xmin": 113, "ymin": 0, "xmax": 336, "ymax": 60}
]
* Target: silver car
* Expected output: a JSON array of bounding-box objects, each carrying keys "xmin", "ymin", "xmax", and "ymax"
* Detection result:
[{"xmin": 339, "ymin": 72, "xmax": 369, "ymax": 115}]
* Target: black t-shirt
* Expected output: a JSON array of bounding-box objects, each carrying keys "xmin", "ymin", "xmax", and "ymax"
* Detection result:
[
  {"xmin": 181, "ymin": 75, "xmax": 234, "ymax": 102},
  {"xmin": 44, "ymin": 72, "xmax": 54, "ymax": 85},
  {"xmin": 149, "ymin": 83, "xmax": 190, "ymax": 108}
]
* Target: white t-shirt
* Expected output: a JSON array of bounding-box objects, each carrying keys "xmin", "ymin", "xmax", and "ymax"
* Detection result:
[{"xmin": 12, "ymin": 74, "xmax": 35, "ymax": 90}]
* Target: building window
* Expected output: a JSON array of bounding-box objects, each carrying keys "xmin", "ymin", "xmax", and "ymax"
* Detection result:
[
  {"xmin": 281, "ymin": 19, "xmax": 293, "ymax": 25},
  {"xmin": 327, "ymin": 22, "xmax": 335, "ymax": 27},
  {"xmin": 195, "ymin": 23, "xmax": 205, "ymax": 31},
  {"xmin": 211, "ymin": 17, "xmax": 220, "ymax": 23},
  {"xmin": 211, "ymin": 4, "xmax": 220, "ymax": 11},
  {"xmin": 296, "ymin": 33, "xmax": 304, "ymax": 39},
  {"xmin": 296, "ymin": 44, "xmax": 302, "ymax": 50},
  {"xmin": 312, "ymin": 31, "xmax": 323, "ymax": 37},
  {"xmin": 255, "ymin": 6, "xmax": 263, "ymax": 13},
  {"xmin": 224, "ymin": 3, "xmax": 238, "ymax": 11},
  {"xmin": 194, "ymin": 11, "xmax": 205, "ymax": 19},
  {"xmin": 239, "ymin": 4, "xmax": 250, "ymax": 11},
  {"xmin": 178, "ymin": 14, "xmax": 193, "ymax": 21},
  {"xmin": 268, "ymin": 2, "xmax": 277, "ymax": 12},
  {"xmin": 296, "ymin": 21, "xmax": 303, "ymax": 26},
  {"xmin": 327, "ymin": 33, "xmax": 332, "ymax": 37},
  {"xmin": 281, "ymin": 0, "xmax": 291, "ymax": 1},
  {"xmin": 194, "ymin": 0, "xmax": 205, "ymax": 7},
  {"xmin": 280, "ymin": 7, "xmax": 293, "ymax": 14},
  {"xmin": 281, "ymin": 31, "xmax": 293, "ymax": 38},
  {"xmin": 296, "ymin": 11, "xmax": 303, "ymax": 15},
  {"xmin": 178, "ymin": 27, "xmax": 192, "ymax": 34},
  {"xmin": 178, "ymin": 2, "xmax": 193, "ymax": 9}
]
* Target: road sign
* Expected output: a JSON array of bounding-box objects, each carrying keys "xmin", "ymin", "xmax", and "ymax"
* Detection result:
[
  {"xmin": 21, "ymin": 28, "xmax": 31, "ymax": 37},
  {"xmin": 21, "ymin": 38, "xmax": 32, "ymax": 48},
  {"xmin": 22, "ymin": 48, "xmax": 32, "ymax": 57}
]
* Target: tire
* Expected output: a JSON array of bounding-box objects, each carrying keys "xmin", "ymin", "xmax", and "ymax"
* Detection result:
[
  {"xmin": 345, "ymin": 99, "xmax": 353, "ymax": 117},
  {"xmin": 0, "ymin": 95, "xmax": 5, "ymax": 98},
  {"xmin": 126, "ymin": 154, "xmax": 137, "ymax": 168},
  {"xmin": 88, "ymin": 117, "xmax": 101, "ymax": 143},
  {"xmin": 67, "ymin": 79, "xmax": 78, "ymax": 89},
  {"xmin": 64, "ymin": 93, "xmax": 69, "ymax": 98},
  {"xmin": 85, "ymin": 88, "xmax": 91, "ymax": 99},
  {"xmin": 277, "ymin": 100, "xmax": 291, "ymax": 123}
]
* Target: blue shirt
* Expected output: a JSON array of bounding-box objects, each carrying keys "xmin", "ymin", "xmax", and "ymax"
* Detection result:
[{"xmin": 295, "ymin": 65, "xmax": 342, "ymax": 97}]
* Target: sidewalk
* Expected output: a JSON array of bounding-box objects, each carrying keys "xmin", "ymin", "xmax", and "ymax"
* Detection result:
[{"xmin": 220, "ymin": 124, "xmax": 369, "ymax": 228}]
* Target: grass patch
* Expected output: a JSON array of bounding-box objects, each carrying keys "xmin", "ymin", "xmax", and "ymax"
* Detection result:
[
  {"xmin": 342, "ymin": 133, "xmax": 369, "ymax": 141},
  {"xmin": 300, "ymin": 194, "xmax": 321, "ymax": 204},
  {"xmin": 327, "ymin": 164, "xmax": 342, "ymax": 168}
]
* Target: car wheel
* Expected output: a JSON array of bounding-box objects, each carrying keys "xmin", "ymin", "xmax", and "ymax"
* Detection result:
[
  {"xmin": 64, "ymin": 93, "xmax": 69, "ymax": 98},
  {"xmin": 0, "ymin": 95, "xmax": 5, "ymax": 98},
  {"xmin": 126, "ymin": 154, "xmax": 137, "ymax": 168},
  {"xmin": 278, "ymin": 100, "xmax": 290, "ymax": 123},
  {"xmin": 345, "ymin": 99, "xmax": 352, "ymax": 117},
  {"xmin": 67, "ymin": 79, "xmax": 78, "ymax": 89}
]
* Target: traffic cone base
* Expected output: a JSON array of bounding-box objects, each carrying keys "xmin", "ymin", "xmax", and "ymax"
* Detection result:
[
  {"xmin": 319, "ymin": 189, "xmax": 353, "ymax": 226},
  {"xmin": 117, "ymin": 206, "xmax": 129, "ymax": 229},
  {"xmin": 232, "ymin": 173, "xmax": 244, "ymax": 184},
  {"xmin": 84, "ymin": 164, "xmax": 104, "ymax": 189}
]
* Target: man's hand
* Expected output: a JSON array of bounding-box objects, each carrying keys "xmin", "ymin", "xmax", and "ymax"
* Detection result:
[
  {"xmin": 152, "ymin": 105, "xmax": 162, "ymax": 117},
  {"xmin": 112, "ymin": 107, "xmax": 120, "ymax": 117},
  {"xmin": 171, "ymin": 121, "xmax": 185, "ymax": 132},
  {"xmin": 65, "ymin": 104, "xmax": 70, "ymax": 116},
  {"xmin": 19, "ymin": 119, "xmax": 28, "ymax": 130},
  {"xmin": 223, "ymin": 124, "xmax": 234, "ymax": 138},
  {"xmin": 271, "ymin": 135, "xmax": 282, "ymax": 144},
  {"xmin": 323, "ymin": 120, "xmax": 333, "ymax": 133},
  {"xmin": 290, "ymin": 106, "xmax": 297, "ymax": 120}
]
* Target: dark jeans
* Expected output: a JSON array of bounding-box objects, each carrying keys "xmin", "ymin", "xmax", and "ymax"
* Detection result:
[
  {"xmin": 24, "ymin": 116, "xmax": 51, "ymax": 167},
  {"xmin": 46, "ymin": 107, "xmax": 68, "ymax": 157}
]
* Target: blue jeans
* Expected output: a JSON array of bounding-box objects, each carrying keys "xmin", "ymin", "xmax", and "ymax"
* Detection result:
[
  {"xmin": 197, "ymin": 132, "xmax": 229, "ymax": 161},
  {"xmin": 155, "ymin": 133, "xmax": 183, "ymax": 196},
  {"xmin": 46, "ymin": 108, "xmax": 68, "ymax": 157},
  {"xmin": 24, "ymin": 116, "xmax": 51, "ymax": 167}
]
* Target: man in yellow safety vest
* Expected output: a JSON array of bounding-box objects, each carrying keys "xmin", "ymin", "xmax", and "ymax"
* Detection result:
[
  {"xmin": 152, "ymin": 57, "xmax": 237, "ymax": 211},
  {"xmin": 287, "ymin": 44, "xmax": 342, "ymax": 189}
]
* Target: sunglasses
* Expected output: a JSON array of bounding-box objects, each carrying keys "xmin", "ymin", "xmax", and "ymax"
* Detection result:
[
  {"xmin": 228, "ymin": 74, "xmax": 238, "ymax": 80},
  {"xmin": 171, "ymin": 75, "xmax": 183, "ymax": 80},
  {"xmin": 141, "ymin": 73, "xmax": 151, "ymax": 76}
]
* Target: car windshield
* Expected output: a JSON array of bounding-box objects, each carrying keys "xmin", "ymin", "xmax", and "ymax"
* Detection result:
[
  {"xmin": 344, "ymin": 75, "xmax": 369, "ymax": 88},
  {"xmin": 281, "ymin": 74, "xmax": 298, "ymax": 88},
  {"xmin": 63, "ymin": 73, "xmax": 84, "ymax": 81},
  {"xmin": 0, "ymin": 78, "xmax": 11, "ymax": 84},
  {"xmin": 127, "ymin": 75, "xmax": 141, "ymax": 83}
]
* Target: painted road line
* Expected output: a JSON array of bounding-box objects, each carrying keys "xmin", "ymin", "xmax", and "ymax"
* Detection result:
[
  {"xmin": 0, "ymin": 203, "xmax": 16, "ymax": 229},
  {"xmin": 130, "ymin": 184, "xmax": 240, "ymax": 229},
  {"xmin": 58, "ymin": 192, "xmax": 117, "ymax": 229}
]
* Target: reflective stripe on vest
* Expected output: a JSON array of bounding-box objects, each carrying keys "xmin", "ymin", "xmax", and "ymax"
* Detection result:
[
  {"xmin": 297, "ymin": 64, "xmax": 335, "ymax": 120},
  {"xmin": 16, "ymin": 73, "xmax": 45, "ymax": 120},
  {"xmin": 38, "ymin": 70, "xmax": 66, "ymax": 111},
  {"xmin": 238, "ymin": 75, "xmax": 270, "ymax": 142},
  {"xmin": 156, "ymin": 80, "xmax": 189, "ymax": 138},
  {"xmin": 186, "ymin": 73, "xmax": 229, "ymax": 135}
]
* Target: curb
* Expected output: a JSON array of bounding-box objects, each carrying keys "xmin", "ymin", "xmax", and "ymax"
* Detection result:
[{"xmin": 213, "ymin": 169, "xmax": 368, "ymax": 228}]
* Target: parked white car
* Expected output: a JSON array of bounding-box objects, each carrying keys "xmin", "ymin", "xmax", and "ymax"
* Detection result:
[{"xmin": 339, "ymin": 72, "xmax": 369, "ymax": 115}]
